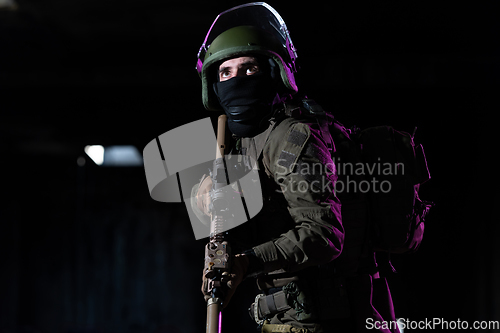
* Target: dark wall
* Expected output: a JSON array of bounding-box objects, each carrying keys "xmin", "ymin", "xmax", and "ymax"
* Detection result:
[{"xmin": 1, "ymin": 1, "xmax": 498, "ymax": 332}]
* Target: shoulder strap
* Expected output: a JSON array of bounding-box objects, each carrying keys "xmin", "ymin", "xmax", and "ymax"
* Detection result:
[{"xmin": 301, "ymin": 99, "xmax": 335, "ymax": 153}]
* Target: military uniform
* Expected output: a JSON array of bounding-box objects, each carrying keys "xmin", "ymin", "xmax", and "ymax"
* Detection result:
[
  {"xmin": 193, "ymin": 101, "xmax": 341, "ymax": 332},
  {"xmin": 241, "ymin": 104, "xmax": 343, "ymax": 333},
  {"xmin": 194, "ymin": 4, "xmax": 400, "ymax": 332},
  {"xmin": 236, "ymin": 107, "xmax": 343, "ymax": 275},
  {"xmin": 193, "ymin": 101, "xmax": 399, "ymax": 333}
]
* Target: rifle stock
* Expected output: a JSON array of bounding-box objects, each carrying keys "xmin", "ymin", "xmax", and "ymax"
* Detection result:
[
  {"xmin": 205, "ymin": 115, "xmax": 230, "ymax": 333},
  {"xmin": 216, "ymin": 114, "xmax": 227, "ymax": 159}
]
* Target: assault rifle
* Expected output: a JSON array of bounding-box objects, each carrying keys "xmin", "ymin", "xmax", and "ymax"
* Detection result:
[{"xmin": 204, "ymin": 115, "xmax": 231, "ymax": 333}]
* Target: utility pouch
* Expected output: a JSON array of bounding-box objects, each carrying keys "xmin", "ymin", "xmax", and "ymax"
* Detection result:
[
  {"xmin": 283, "ymin": 281, "xmax": 317, "ymax": 322},
  {"xmin": 249, "ymin": 279, "xmax": 316, "ymax": 324},
  {"xmin": 250, "ymin": 291, "xmax": 291, "ymax": 325}
]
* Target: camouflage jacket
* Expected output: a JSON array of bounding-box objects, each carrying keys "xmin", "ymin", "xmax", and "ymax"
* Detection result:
[{"xmin": 228, "ymin": 105, "xmax": 344, "ymax": 279}]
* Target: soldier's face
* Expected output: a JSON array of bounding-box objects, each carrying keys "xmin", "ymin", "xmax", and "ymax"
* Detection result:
[{"xmin": 218, "ymin": 56, "xmax": 260, "ymax": 82}]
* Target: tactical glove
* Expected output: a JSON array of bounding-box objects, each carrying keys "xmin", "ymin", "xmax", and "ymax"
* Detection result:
[
  {"xmin": 196, "ymin": 174, "xmax": 213, "ymax": 216},
  {"xmin": 201, "ymin": 253, "xmax": 249, "ymax": 308}
]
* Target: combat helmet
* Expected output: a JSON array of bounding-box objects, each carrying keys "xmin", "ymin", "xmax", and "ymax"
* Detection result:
[{"xmin": 196, "ymin": 2, "xmax": 299, "ymax": 111}]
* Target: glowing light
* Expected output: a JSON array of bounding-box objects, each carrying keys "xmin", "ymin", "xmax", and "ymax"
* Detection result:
[
  {"xmin": 84, "ymin": 145, "xmax": 104, "ymax": 165},
  {"xmin": 104, "ymin": 145, "xmax": 142, "ymax": 166},
  {"xmin": 0, "ymin": 0, "xmax": 17, "ymax": 10},
  {"xmin": 84, "ymin": 145, "xmax": 143, "ymax": 167}
]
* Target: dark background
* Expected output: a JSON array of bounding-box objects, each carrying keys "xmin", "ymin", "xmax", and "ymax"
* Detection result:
[{"xmin": 1, "ymin": 0, "xmax": 498, "ymax": 332}]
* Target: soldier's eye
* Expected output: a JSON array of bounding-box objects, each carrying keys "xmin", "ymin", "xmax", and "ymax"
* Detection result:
[
  {"xmin": 219, "ymin": 70, "xmax": 232, "ymax": 81},
  {"xmin": 246, "ymin": 66, "xmax": 259, "ymax": 75}
]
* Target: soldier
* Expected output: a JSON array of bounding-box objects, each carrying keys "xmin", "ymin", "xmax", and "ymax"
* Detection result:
[{"xmin": 192, "ymin": 3, "xmax": 400, "ymax": 333}]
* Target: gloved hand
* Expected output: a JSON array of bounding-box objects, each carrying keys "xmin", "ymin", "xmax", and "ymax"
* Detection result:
[
  {"xmin": 196, "ymin": 175, "xmax": 213, "ymax": 216},
  {"xmin": 202, "ymin": 253, "xmax": 250, "ymax": 308}
]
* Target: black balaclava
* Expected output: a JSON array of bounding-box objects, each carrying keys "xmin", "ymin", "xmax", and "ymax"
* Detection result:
[{"xmin": 213, "ymin": 58, "xmax": 279, "ymax": 137}]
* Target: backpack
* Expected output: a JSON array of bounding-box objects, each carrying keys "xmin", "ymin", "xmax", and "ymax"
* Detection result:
[{"xmin": 300, "ymin": 99, "xmax": 434, "ymax": 254}]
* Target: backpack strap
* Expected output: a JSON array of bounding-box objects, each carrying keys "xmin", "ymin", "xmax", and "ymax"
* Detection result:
[{"xmin": 301, "ymin": 99, "xmax": 335, "ymax": 153}]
